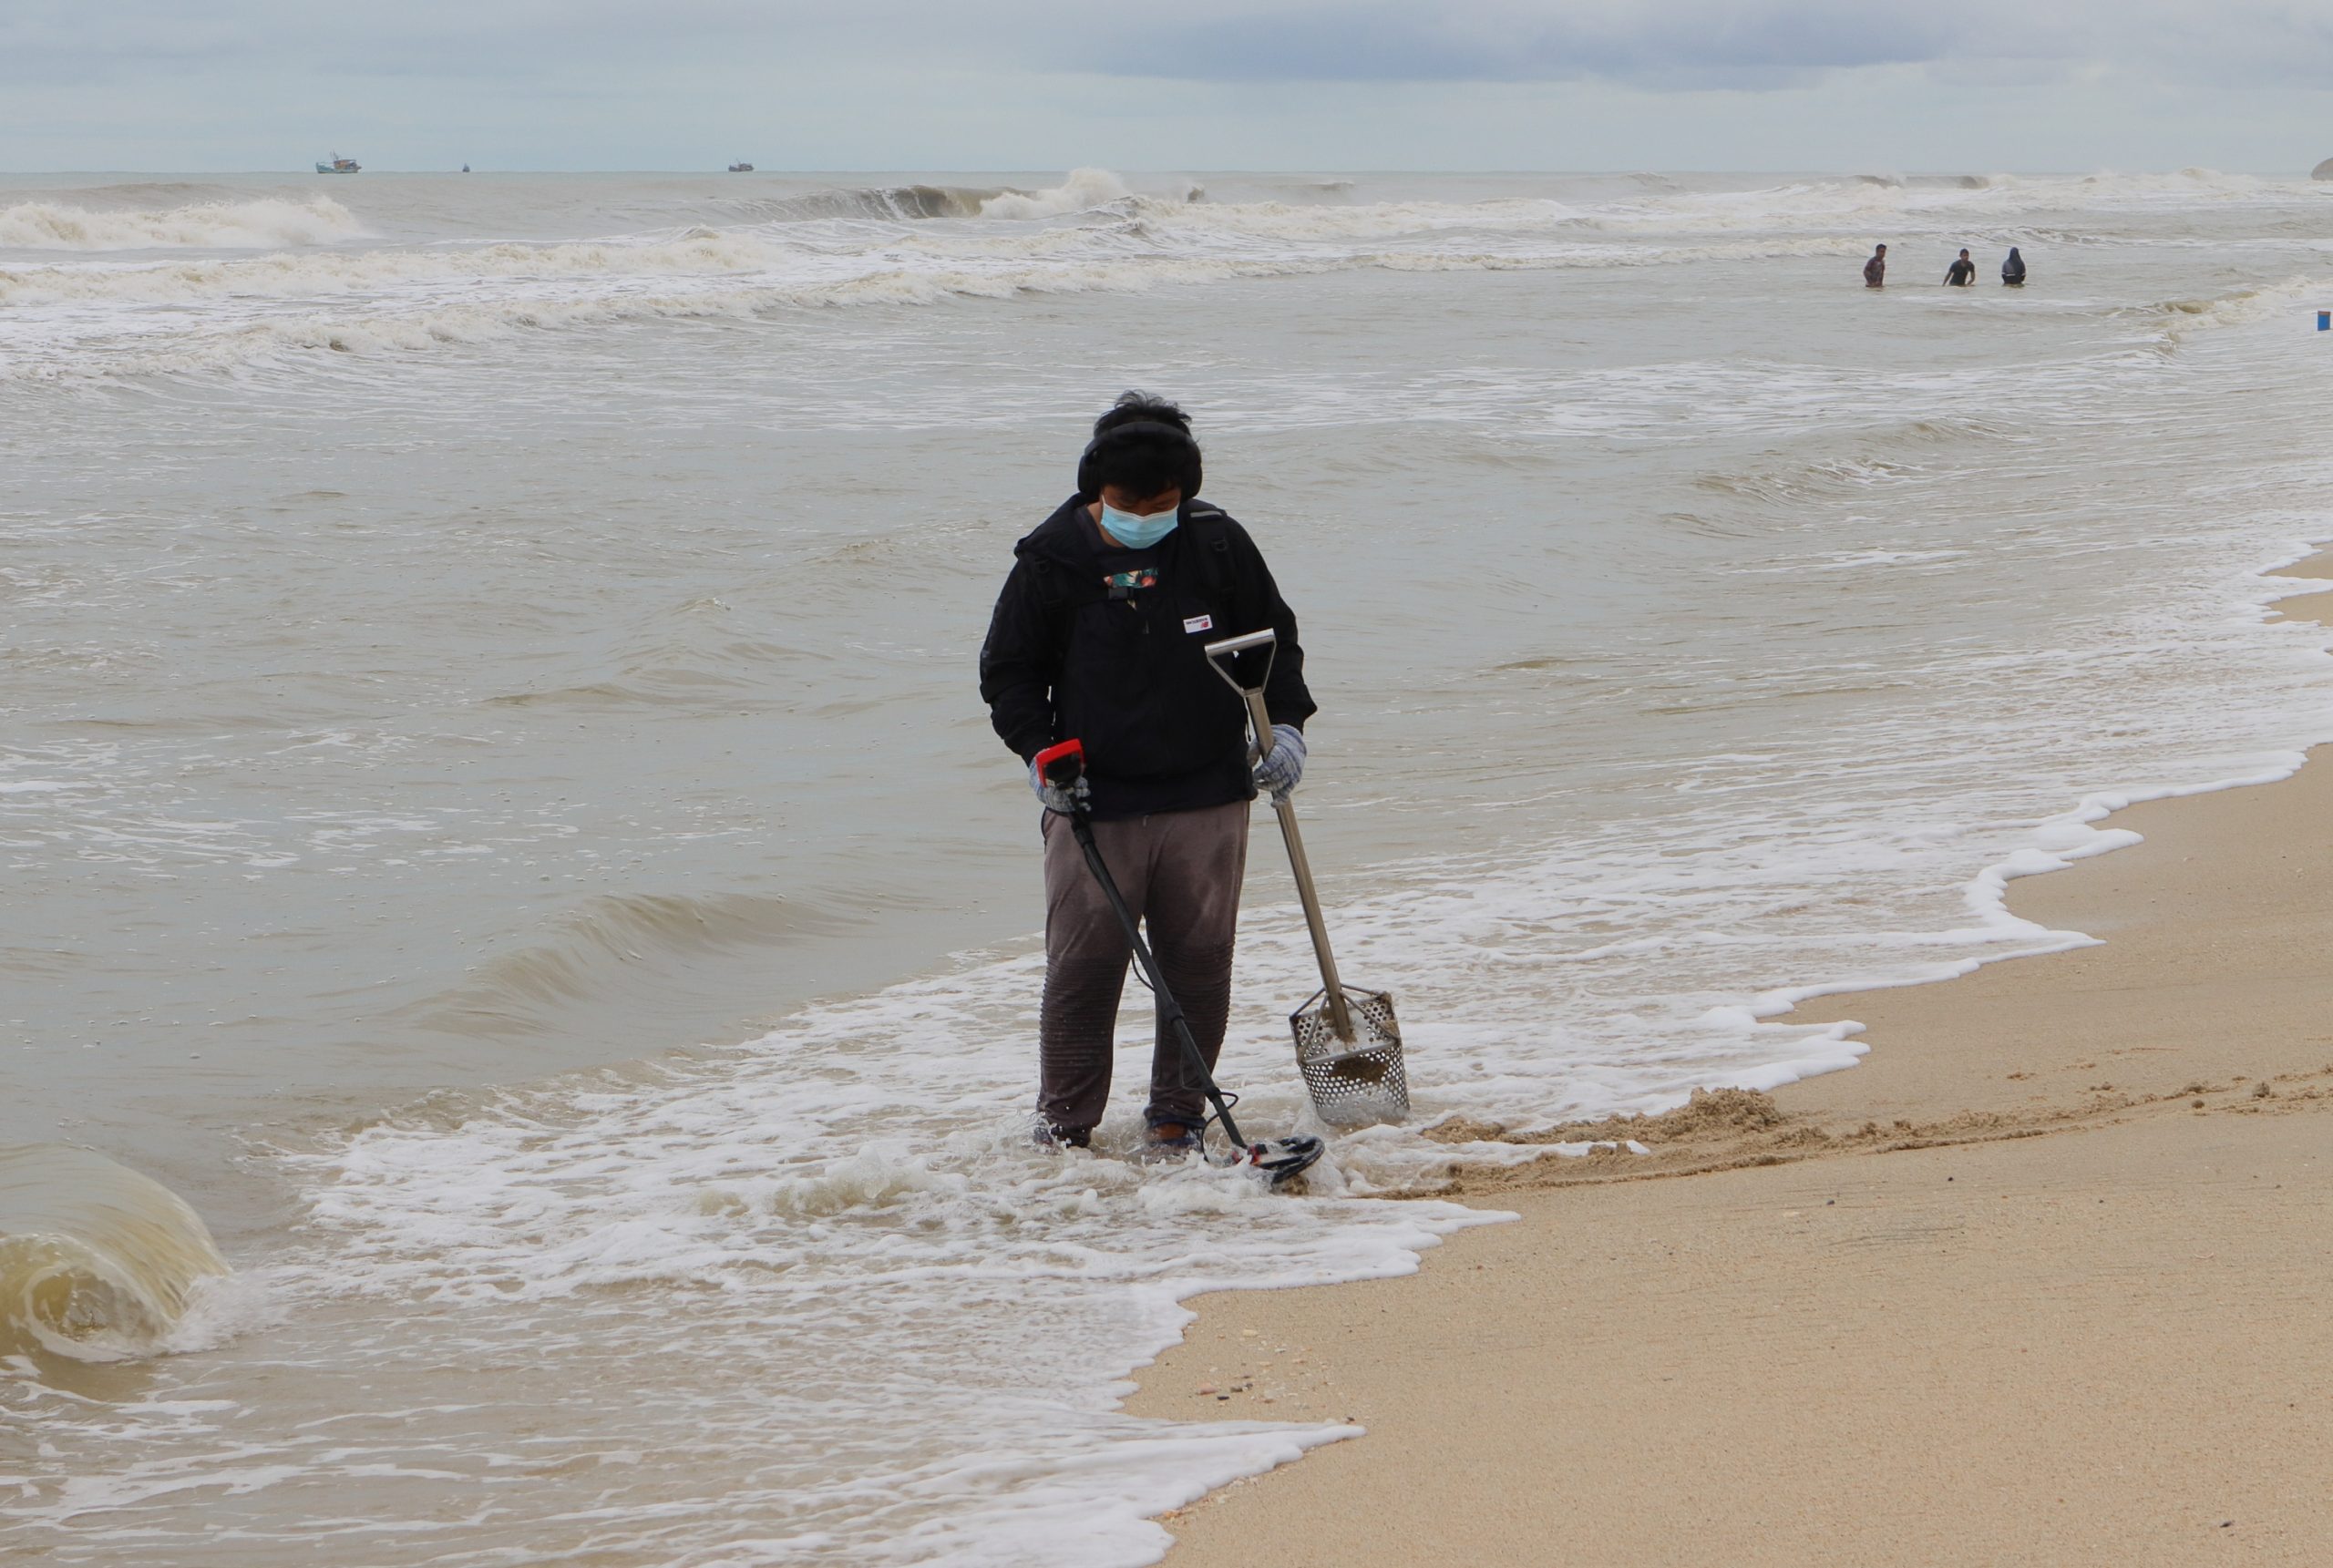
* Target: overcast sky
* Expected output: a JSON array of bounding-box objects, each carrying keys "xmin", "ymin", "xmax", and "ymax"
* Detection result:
[{"xmin": 5, "ymin": 0, "xmax": 2331, "ymax": 174}]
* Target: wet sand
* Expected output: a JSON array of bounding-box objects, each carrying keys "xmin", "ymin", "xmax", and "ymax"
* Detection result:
[{"xmin": 1127, "ymin": 573, "xmax": 2333, "ymax": 1563}]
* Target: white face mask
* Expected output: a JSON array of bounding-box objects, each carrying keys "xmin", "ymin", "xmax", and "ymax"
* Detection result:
[{"xmin": 1098, "ymin": 500, "xmax": 1179, "ymax": 548}]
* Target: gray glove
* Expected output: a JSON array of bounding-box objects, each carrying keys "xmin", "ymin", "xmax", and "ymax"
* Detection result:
[
  {"xmin": 1030, "ymin": 758, "xmax": 1089, "ymax": 815},
  {"xmin": 1250, "ymin": 723, "xmax": 1307, "ymax": 799}
]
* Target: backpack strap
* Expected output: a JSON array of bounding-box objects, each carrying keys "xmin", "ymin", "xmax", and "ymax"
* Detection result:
[
  {"xmin": 1025, "ymin": 551, "xmax": 1105, "ymax": 614},
  {"xmin": 1020, "ymin": 549, "xmax": 1106, "ymax": 682},
  {"xmin": 1185, "ymin": 506, "xmax": 1240, "ymax": 611}
]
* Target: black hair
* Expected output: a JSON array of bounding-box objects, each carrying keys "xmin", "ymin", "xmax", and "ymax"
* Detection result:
[
  {"xmin": 1092, "ymin": 390, "xmax": 1191, "ymax": 438},
  {"xmin": 1077, "ymin": 391, "xmax": 1202, "ymax": 502}
]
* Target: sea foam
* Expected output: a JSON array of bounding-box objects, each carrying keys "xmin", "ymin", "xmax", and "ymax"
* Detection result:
[
  {"xmin": 0, "ymin": 195, "xmax": 364, "ymax": 251},
  {"xmin": 5, "ymin": 167, "xmax": 2323, "ymax": 386}
]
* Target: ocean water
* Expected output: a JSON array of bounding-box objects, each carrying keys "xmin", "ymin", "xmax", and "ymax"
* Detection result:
[{"xmin": 5, "ymin": 167, "xmax": 2333, "ymax": 1563}]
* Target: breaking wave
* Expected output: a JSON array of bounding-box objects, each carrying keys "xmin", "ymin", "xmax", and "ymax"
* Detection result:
[
  {"xmin": 733, "ymin": 182, "xmax": 1004, "ymax": 222},
  {"xmin": 411, "ymin": 890, "xmax": 862, "ymax": 1038},
  {"xmin": 0, "ymin": 1144, "xmax": 232, "ymax": 1365},
  {"xmin": 979, "ymin": 167, "xmax": 1136, "ymax": 219},
  {"xmin": 1559, "ymin": 169, "xmax": 2306, "ymax": 237},
  {"xmin": 0, "ymin": 235, "xmax": 1872, "ymax": 384},
  {"xmin": 0, "ymin": 194, "xmax": 365, "ymax": 251},
  {"xmin": 0, "ymin": 180, "xmax": 1901, "ymax": 387},
  {"xmin": 5, "ymin": 167, "xmax": 2328, "ymax": 385},
  {"xmin": 2152, "ymin": 273, "xmax": 2324, "ymax": 330},
  {"xmin": 724, "ymin": 172, "xmax": 1176, "ymax": 225}
]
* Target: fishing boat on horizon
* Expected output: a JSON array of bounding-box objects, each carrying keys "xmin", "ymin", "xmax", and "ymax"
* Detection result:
[
  {"xmin": 727, "ymin": 160, "xmax": 755, "ymax": 172},
  {"xmin": 315, "ymin": 153, "xmax": 361, "ymax": 174}
]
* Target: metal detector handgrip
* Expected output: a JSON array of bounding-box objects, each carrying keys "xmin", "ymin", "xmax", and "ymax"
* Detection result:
[
  {"xmin": 1203, "ymin": 630, "xmax": 1357, "ymax": 1045},
  {"xmin": 1033, "ymin": 737, "xmax": 1084, "ymax": 786}
]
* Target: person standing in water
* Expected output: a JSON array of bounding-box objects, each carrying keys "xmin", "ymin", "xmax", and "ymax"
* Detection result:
[
  {"xmin": 979, "ymin": 393, "xmax": 1315, "ymax": 1155},
  {"xmin": 1864, "ymin": 244, "xmax": 1887, "ymax": 288},
  {"xmin": 1945, "ymin": 250, "xmax": 1977, "ymax": 286},
  {"xmin": 2001, "ymin": 247, "xmax": 2027, "ymax": 286}
]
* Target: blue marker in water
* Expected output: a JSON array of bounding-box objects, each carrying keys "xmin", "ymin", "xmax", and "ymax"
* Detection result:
[{"xmin": 2319, "ymin": 311, "xmax": 2329, "ymax": 331}]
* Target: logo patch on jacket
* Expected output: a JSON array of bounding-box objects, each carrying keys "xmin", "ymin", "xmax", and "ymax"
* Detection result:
[{"xmin": 1182, "ymin": 614, "xmax": 1214, "ymax": 634}]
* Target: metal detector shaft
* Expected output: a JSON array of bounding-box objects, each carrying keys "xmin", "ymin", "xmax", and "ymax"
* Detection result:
[{"xmin": 1064, "ymin": 813, "xmax": 1249, "ymax": 1150}]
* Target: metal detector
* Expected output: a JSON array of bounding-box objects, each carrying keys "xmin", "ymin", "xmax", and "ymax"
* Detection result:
[{"xmin": 1033, "ymin": 738, "xmax": 1325, "ymax": 1189}]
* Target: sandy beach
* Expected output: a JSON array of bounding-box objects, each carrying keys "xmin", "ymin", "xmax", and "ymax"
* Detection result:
[{"xmin": 1130, "ymin": 571, "xmax": 2333, "ymax": 1563}]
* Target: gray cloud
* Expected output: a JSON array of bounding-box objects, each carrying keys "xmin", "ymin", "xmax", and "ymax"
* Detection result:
[
  {"xmin": 3, "ymin": 0, "xmax": 2330, "ymax": 171},
  {"xmin": 1083, "ymin": 5, "xmax": 1960, "ymax": 87},
  {"xmin": 10, "ymin": 0, "xmax": 2333, "ymax": 93},
  {"xmin": 1038, "ymin": 0, "xmax": 2333, "ymax": 90},
  {"xmin": 0, "ymin": 0, "xmax": 780, "ymax": 85}
]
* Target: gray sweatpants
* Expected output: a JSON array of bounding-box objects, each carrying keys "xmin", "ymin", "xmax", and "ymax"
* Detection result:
[{"xmin": 1038, "ymin": 800, "xmax": 1249, "ymax": 1135}]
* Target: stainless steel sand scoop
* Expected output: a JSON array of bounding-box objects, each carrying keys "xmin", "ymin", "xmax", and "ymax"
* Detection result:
[{"xmin": 1207, "ymin": 630, "xmax": 1410, "ymax": 1128}]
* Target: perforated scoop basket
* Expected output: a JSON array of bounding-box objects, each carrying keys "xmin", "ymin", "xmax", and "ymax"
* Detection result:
[{"xmin": 1291, "ymin": 987, "xmax": 1410, "ymax": 1129}]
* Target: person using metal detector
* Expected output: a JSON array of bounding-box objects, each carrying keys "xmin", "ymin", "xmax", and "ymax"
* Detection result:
[{"xmin": 977, "ymin": 392, "xmax": 1323, "ymax": 1183}]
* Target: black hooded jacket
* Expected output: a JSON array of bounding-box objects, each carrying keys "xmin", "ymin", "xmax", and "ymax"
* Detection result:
[
  {"xmin": 2002, "ymin": 248, "xmax": 2027, "ymax": 284},
  {"xmin": 979, "ymin": 495, "xmax": 1315, "ymax": 820}
]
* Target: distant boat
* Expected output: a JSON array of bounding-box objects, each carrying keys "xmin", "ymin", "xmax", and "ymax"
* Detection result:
[
  {"xmin": 727, "ymin": 161, "xmax": 755, "ymax": 173},
  {"xmin": 461, "ymin": 163, "xmax": 470, "ymax": 173},
  {"xmin": 315, "ymin": 153, "xmax": 360, "ymax": 174}
]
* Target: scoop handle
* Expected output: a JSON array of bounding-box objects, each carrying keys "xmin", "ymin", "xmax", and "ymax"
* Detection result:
[{"xmin": 1212, "ymin": 643, "xmax": 1355, "ymax": 1045}]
